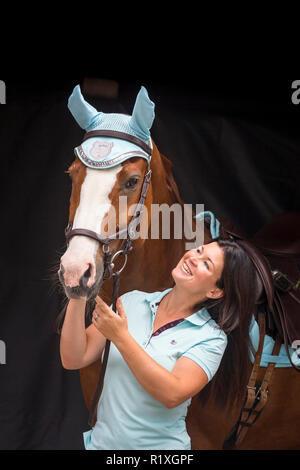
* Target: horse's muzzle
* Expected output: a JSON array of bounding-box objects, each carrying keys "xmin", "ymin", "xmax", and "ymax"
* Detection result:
[{"xmin": 58, "ymin": 264, "xmax": 104, "ymax": 300}]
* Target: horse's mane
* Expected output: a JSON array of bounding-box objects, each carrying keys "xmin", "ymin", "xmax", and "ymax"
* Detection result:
[{"xmin": 160, "ymin": 153, "xmax": 185, "ymax": 206}]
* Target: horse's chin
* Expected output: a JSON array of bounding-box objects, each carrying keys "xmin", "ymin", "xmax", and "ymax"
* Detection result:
[{"xmin": 64, "ymin": 282, "xmax": 103, "ymax": 301}]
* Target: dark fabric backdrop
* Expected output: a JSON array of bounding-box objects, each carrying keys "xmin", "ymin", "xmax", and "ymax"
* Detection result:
[{"xmin": 0, "ymin": 78, "xmax": 299, "ymax": 449}]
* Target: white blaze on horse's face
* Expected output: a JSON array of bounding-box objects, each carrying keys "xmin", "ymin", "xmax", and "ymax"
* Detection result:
[{"xmin": 60, "ymin": 165, "xmax": 122, "ymax": 291}]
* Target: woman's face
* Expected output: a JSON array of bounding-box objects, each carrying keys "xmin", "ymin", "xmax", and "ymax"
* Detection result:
[{"xmin": 172, "ymin": 242, "xmax": 225, "ymax": 301}]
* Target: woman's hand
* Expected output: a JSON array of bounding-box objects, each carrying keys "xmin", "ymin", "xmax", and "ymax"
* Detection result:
[{"xmin": 92, "ymin": 296, "xmax": 129, "ymax": 344}]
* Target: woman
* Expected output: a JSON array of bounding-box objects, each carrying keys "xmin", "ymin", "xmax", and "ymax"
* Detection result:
[{"xmin": 60, "ymin": 237, "xmax": 261, "ymax": 450}]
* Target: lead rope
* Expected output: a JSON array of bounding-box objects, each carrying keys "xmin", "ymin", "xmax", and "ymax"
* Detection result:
[
  {"xmin": 88, "ymin": 270, "xmax": 121, "ymax": 427},
  {"xmin": 87, "ymin": 236, "xmax": 134, "ymax": 428}
]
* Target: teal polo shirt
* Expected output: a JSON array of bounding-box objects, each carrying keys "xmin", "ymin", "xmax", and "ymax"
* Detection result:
[{"xmin": 83, "ymin": 288, "xmax": 227, "ymax": 450}]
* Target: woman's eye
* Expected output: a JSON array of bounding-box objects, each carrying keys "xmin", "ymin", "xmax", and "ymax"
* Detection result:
[
  {"xmin": 204, "ymin": 261, "xmax": 209, "ymax": 270},
  {"xmin": 125, "ymin": 177, "xmax": 139, "ymax": 189}
]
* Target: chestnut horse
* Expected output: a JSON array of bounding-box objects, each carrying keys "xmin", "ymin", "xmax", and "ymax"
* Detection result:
[{"xmin": 58, "ymin": 89, "xmax": 300, "ymax": 450}]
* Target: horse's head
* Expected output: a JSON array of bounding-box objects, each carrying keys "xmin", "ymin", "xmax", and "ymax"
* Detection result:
[{"xmin": 58, "ymin": 85, "xmax": 155, "ymax": 300}]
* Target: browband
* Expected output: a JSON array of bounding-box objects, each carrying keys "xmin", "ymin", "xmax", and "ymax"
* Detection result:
[{"xmin": 82, "ymin": 130, "xmax": 152, "ymax": 156}]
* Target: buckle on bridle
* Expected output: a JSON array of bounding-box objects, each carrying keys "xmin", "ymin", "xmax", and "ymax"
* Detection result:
[
  {"xmin": 272, "ymin": 270, "xmax": 294, "ymax": 292},
  {"xmin": 102, "ymin": 245, "xmax": 128, "ymax": 279}
]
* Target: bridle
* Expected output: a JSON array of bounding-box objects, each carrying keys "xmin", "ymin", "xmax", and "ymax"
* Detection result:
[
  {"xmin": 63, "ymin": 130, "xmax": 152, "ymax": 426},
  {"xmin": 64, "ymin": 130, "xmax": 152, "ymax": 282}
]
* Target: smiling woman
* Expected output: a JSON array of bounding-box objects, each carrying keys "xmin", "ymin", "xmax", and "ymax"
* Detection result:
[
  {"xmin": 59, "ymin": 236, "xmax": 262, "ymax": 450},
  {"xmin": 173, "ymin": 244, "xmax": 225, "ymax": 303}
]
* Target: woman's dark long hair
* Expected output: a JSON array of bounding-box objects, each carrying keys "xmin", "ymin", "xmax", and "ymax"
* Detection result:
[{"xmin": 195, "ymin": 237, "xmax": 264, "ymax": 411}]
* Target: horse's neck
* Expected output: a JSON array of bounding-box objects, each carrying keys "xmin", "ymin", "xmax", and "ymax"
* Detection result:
[
  {"xmin": 100, "ymin": 146, "xmax": 210, "ymax": 301},
  {"xmin": 136, "ymin": 147, "xmax": 188, "ymax": 291}
]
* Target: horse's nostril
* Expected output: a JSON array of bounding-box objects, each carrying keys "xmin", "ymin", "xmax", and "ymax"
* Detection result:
[
  {"xmin": 80, "ymin": 264, "xmax": 92, "ymax": 289},
  {"xmin": 83, "ymin": 265, "xmax": 91, "ymax": 280}
]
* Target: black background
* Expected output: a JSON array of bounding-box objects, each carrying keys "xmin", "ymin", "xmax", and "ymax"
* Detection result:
[{"xmin": 0, "ymin": 76, "xmax": 299, "ymax": 450}]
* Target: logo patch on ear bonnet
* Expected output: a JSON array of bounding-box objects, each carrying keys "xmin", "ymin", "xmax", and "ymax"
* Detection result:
[{"xmin": 90, "ymin": 141, "xmax": 114, "ymax": 160}]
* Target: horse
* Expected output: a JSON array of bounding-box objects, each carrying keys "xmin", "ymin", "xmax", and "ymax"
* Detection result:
[{"xmin": 58, "ymin": 85, "xmax": 300, "ymax": 450}]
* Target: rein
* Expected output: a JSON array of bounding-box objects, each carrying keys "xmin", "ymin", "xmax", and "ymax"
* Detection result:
[{"xmin": 64, "ymin": 130, "xmax": 152, "ymax": 427}]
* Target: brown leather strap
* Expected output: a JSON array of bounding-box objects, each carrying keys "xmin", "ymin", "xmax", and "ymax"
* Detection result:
[
  {"xmin": 259, "ymin": 335, "xmax": 282, "ymax": 393},
  {"xmin": 88, "ymin": 272, "xmax": 121, "ymax": 427},
  {"xmin": 234, "ymin": 312, "xmax": 266, "ymax": 442},
  {"xmin": 65, "ymin": 227, "xmax": 113, "ymax": 245},
  {"xmin": 235, "ymin": 332, "xmax": 282, "ymax": 447},
  {"xmin": 223, "ymin": 313, "xmax": 268, "ymax": 449},
  {"xmin": 249, "ymin": 312, "xmax": 266, "ymax": 389},
  {"xmin": 83, "ymin": 130, "xmax": 152, "ymax": 156},
  {"xmin": 88, "ymin": 338, "xmax": 111, "ymax": 427}
]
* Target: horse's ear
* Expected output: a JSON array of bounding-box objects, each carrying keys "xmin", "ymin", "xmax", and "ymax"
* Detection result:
[
  {"xmin": 68, "ymin": 85, "xmax": 102, "ymax": 130},
  {"xmin": 129, "ymin": 86, "xmax": 155, "ymax": 141}
]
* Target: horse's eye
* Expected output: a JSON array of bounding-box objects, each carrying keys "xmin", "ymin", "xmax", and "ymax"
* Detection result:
[{"xmin": 125, "ymin": 177, "xmax": 139, "ymax": 189}]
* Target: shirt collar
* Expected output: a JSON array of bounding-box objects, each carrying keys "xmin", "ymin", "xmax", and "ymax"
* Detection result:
[{"xmin": 144, "ymin": 288, "xmax": 212, "ymax": 326}]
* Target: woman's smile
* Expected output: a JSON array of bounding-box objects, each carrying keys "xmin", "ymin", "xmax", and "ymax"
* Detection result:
[{"xmin": 181, "ymin": 260, "xmax": 193, "ymax": 276}]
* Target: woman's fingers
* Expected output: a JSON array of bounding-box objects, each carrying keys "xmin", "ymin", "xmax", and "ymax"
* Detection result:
[
  {"xmin": 95, "ymin": 295, "xmax": 104, "ymax": 305},
  {"xmin": 116, "ymin": 298, "xmax": 126, "ymax": 317}
]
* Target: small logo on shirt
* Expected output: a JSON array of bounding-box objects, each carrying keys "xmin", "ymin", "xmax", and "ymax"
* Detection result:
[{"xmin": 170, "ymin": 339, "xmax": 177, "ymax": 345}]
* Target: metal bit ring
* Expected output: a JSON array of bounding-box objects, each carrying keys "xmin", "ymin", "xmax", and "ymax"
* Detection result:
[{"xmin": 111, "ymin": 250, "xmax": 128, "ymax": 274}]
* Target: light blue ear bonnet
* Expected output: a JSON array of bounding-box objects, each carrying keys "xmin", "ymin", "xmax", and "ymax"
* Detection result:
[
  {"xmin": 194, "ymin": 211, "xmax": 220, "ymax": 238},
  {"xmin": 68, "ymin": 85, "xmax": 155, "ymax": 169}
]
